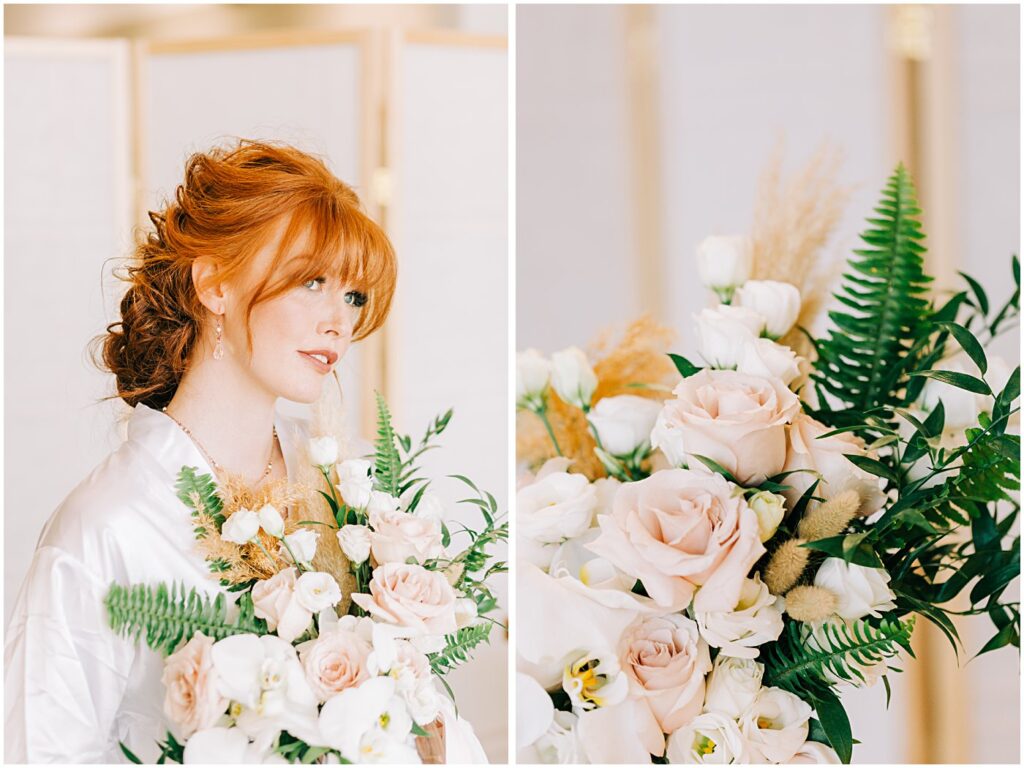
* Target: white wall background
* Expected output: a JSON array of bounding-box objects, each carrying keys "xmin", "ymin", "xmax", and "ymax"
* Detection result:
[
  {"xmin": 518, "ymin": 4, "xmax": 1019, "ymax": 763},
  {"xmin": 5, "ymin": 25, "xmax": 508, "ymax": 762}
]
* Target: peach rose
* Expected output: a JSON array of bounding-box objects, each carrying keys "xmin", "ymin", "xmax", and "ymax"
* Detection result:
[
  {"xmin": 161, "ymin": 632, "xmax": 229, "ymax": 738},
  {"xmin": 622, "ymin": 614, "xmax": 711, "ymax": 736},
  {"xmin": 298, "ymin": 625, "xmax": 371, "ymax": 702},
  {"xmin": 657, "ymin": 369, "xmax": 800, "ymax": 485},
  {"xmin": 588, "ymin": 469, "xmax": 765, "ymax": 612},
  {"xmin": 782, "ymin": 413, "xmax": 887, "ymax": 516},
  {"xmin": 251, "ymin": 567, "xmax": 312, "ymax": 643},
  {"xmin": 350, "ymin": 563, "xmax": 458, "ymax": 638},
  {"xmin": 369, "ymin": 508, "xmax": 445, "ymax": 565}
]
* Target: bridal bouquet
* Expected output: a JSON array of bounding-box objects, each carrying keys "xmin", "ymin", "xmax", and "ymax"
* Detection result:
[
  {"xmin": 516, "ymin": 165, "xmax": 1019, "ymax": 764},
  {"xmin": 107, "ymin": 394, "xmax": 506, "ymax": 763}
]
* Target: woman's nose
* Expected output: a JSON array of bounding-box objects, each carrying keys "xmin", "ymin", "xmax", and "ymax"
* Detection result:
[{"xmin": 321, "ymin": 295, "xmax": 356, "ymax": 338}]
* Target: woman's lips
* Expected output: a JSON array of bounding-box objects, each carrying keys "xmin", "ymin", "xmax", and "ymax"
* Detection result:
[{"xmin": 298, "ymin": 350, "xmax": 336, "ymax": 373}]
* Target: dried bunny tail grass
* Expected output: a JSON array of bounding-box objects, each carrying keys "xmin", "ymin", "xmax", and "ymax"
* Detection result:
[
  {"xmin": 798, "ymin": 490, "xmax": 861, "ymax": 542},
  {"xmin": 785, "ymin": 585, "xmax": 839, "ymax": 624},
  {"xmin": 591, "ymin": 315, "xmax": 678, "ymax": 403},
  {"xmin": 750, "ymin": 141, "xmax": 852, "ymax": 361},
  {"xmin": 763, "ymin": 538, "xmax": 810, "ymax": 595}
]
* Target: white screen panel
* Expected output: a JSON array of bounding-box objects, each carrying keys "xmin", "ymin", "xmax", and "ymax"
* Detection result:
[
  {"xmin": 4, "ymin": 40, "xmax": 132, "ymax": 622},
  {"xmin": 389, "ymin": 40, "xmax": 508, "ymax": 761},
  {"xmin": 145, "ymin": 43, "xmax": 368, "ymax": 430}
]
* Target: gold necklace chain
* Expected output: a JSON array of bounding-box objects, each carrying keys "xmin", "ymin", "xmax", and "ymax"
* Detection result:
[{"xmin": 162, "ymin": 407, "xmax": 278, "ymax": 482}]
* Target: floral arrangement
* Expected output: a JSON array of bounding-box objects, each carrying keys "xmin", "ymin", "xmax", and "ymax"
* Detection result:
[
  {"xmin": 106, "ymin": 394, "xmax": 506, "ymax": 763},
  {"xmin": 516, "ymin": 165, "xmax": 1019, "ymax": 764}
]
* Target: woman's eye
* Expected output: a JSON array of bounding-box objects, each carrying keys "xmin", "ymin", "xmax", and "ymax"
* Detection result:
[
  {"xmin": 344, "ymin": 291, "xmax": 368, "ymax": 308},
  {"xmin": 303, "ymin": 277, "xmax": 327, "ymax": 291}
]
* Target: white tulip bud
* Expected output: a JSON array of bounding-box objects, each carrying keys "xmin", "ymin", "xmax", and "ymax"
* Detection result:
[
  {"xmin": 308, "ymin": 436, "xmax": 339, "ymax": 467},
  {"xmin": 735, "ymin": 280, "xmax": 802, "ymax": 339},
  {"xmin": 586, "ymin": 395, "xmax": 662, "ymax": 456},
  {"xmin": 696, "ymin": 235, "xmax": 753, "ymax": 300},
  {"xmin": 257, "ymin": 504, "xmax": 285, "ymax": 538},
  {"xmin": 550, "ymin": 347, "xmax": 598, "ymax": 411},
  {"xmin": 283, "ymin": 528, "xmax": 319, "ymax": 567},
  {"xmin": 337, "ymin": 524, "xmax": 372, "ymax": 564},
  {"xmin": 517, "ymin": 349, "xmax": 552, "ymax": 409},
  {"xmin": 748, "ymin": 490, "xmax": 786, "ymax": 542},
  {"xmin": 220, "ymin": 508, "xmax": 260, "ymax": 544}
]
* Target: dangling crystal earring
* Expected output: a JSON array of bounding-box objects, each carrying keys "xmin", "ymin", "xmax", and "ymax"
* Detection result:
[{"xmin": 213, "ymin": 316, "xmax": 225, "ymax": 360}]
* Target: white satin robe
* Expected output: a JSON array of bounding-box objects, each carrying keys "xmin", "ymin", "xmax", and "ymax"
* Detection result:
[{"xmin": 4, "ymin": 403, "xmax": 488, "ymax": 764}]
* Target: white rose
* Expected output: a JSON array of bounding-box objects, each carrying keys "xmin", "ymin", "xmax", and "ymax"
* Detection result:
[
  {"xmin": 813, "ymin": 558, "xmax": 897, "ymax": 621},
  {"xmin": 791, "ymin": 740, "xmax": 842, "ymax": 763},
  {"xmin": 221, "ymin": 508, "xmax": 260, "ymax": 545},
  {"xmin": 336, "ymin": 459, "xmax": 373, "ymax": 509},
  {"xmin": 739, "ymin": 686, "xmax": 812, "ymax": 763},
  {"xmin": 737, "ymin": 337, "xmax": 803, "ymax": 386},
  {"xmin": 666, "ymin": 710, "xmax": 746, "ymax": 764},
  {"xmin": 283, "ymin": 529, "xmax": 318, "ymax": 568},
  {"xmin": 401, "ymin": 488, "xmax": 444, "ymax": 520},
  {"xmin": 518, "ymin": 470, "xmax": 596, "ymax": 544},
  {"xmin": 308, "ymin": 436, "xmax": 339, "ymax": 467},
  {"xmin": 336, "ymin": 524, "xmax": 371, "ymax": 564},
  {"xmin": 454, "ymin": 597, "xmax": 478, "ymax": 628},
  {"xmin": 735, "ymin": 280, "xmax": 802, "ymax": 339},
  {"xmin": 748, "ymin": 490, "xmax": 786, "ymax": 542},
  {"xmin": 703, "ymin": 654, "xmax": 763, "ymax": 718},
  {"xmin": 366, "ymin": 490, "xmax": 402, "ymax": 516},
  {"xmin": 251, "ymin": 568, "xmax": 313, "ymax": 643},
  {"xmin": 695, "ymin": 575, "xmax": 784, "ymax": 659},
  {"xmin": 257, "ymin": 504, "xmax": 285, "ymax": 538},
  {"xmin": 651, "ymin": 410, "xmax": 687, "ymax": 468},
  {"xmin": 294, "ymin": 571, "xmax": 343, "ymax": 613},
  {"xmin": 369, "ymin": 508, "xmax": 444, "ymax": 565},
  {"xmin": 696, "ymin": 235, "xmax": 753, "ymax": 296},
  {"xmin": 518, "ymin": 348, "xmax": 552, "ymax": 408},
  {"xmin": 550, "ymin": 346, "xmax": 598, "ymax": 410},
  {"xmin": 694, "ymin": 304, "xmax": 765, "ymax": 369},
  {"xmin": 586, "ymin": 395, "xmax": 662, "ymax": 456},
  {"xmin": 919, "ymin": 356, "xmax": 985, "ymax": 428},
  {"xmin": 805, "ymin": 617, "xmax": 889, "ymax": 687}
]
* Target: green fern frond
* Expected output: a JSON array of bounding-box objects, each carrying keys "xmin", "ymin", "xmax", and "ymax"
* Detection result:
[
  {"xmin": 812, "ymin": 164, "xmax": 933, "ymax": 422},
  {"xmin": 175, "ymin": 466, "xmax": 225, "ymax": 529},
  {"xmin": 762, "ymin": 616, "xmax": 915, "ymax": 699},
  {"xmin": 428, "ymin": 623, "xmax": 492, "ymax": 675},
  {"xmin": 105, "ymin": 582, "xmax": 266, "ymax": 656},
  {"xmin": 373, "ymin": 391, "xmax": 403, "ymax": 497}
]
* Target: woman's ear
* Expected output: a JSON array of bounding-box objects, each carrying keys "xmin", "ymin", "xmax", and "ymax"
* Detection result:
[{"xmin": 192, "ymin": 257, "xmax": 227, "ymax": 314}]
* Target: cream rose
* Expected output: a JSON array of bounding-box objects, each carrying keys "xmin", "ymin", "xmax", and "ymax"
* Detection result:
[
  {"xmin": 735, "ymin": 280, "xmax": 801, "ymax": 339},
  {"xmin": 161, "ymin": 632, "xmax": 228, "ymax": 738},
  {"xmin": 621, "ymin": 614, "xmax": 712, "ymax": 734},
  {"xmin": 813, "ymin": 559, "xmax": 897, "ymax": 621},
  {"xmin": 737, "ymin": 337, "xmax": 803, "ymax": 386},
  {"xmin": 791, "ymin": 741, "xmax": 842, "ymax": 763},
  {"xmin": 350, "ymin": 562, "xmax": 458, "ymax": 638},
  {"xmin": 294, "ymin": 571, "xmax": 343, "ymax": 613},
  {"xmin": 220, "ymin": 508, "xmax": 260, "ymax": 545},
  {"xmin": 694, "ymin": 305, "xmax": 766, "ymax": 369},
  {"xmin": 739, "ymin": 686, "xmax": 812, "ymax": 763},
  {"xmin": 588, "ymin": 468, "xmax": 765, "ymax": 612},
  {"xmin": 336, "ymin": 459, "xmax": 373, "ymax": 509},
  {"xmin": 518, "ymin": 469, "xmax": 596, "ymax": 544},
  {"xmin": 369, "ymin": 508, "xmax": 444, "ymax": 565},
  {"xmin": 337, "ymin": 524, "xmax": 371, "ymax": 564},
  {"xmin": 308, "ymin": 436, "xmax": 339, "ymax": 467},
  {"xmin": 251, "ymin": 567, "xmax": 312, "ymax": 643},
  {"xmin": 695, "ymin": 575, "xmax": 784, "ymax": 659},
  {"xmin": 703, "ymin": 654, "xmax": 763, "ymax": 717},
  {"xmin": 651, "ymin": 410, "xmax": 687, "ymax": 468},
  {"xmin": 658, "ymin": 369, "xmax": 801, "ymax": 485},
  {"xmin": 586, "ymin": 395, "xmax": 662, "ymax": 456},
  {"xmin": 297, "ymin": 624, "xmax": 371, "ymax": 701},
  {"xmin": 783, "ymin": 413, "xmax": 888, "ymax": 516}
]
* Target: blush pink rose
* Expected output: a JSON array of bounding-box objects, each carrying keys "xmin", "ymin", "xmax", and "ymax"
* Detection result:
[
  {"xmin": 161, "ymin": 632, "xmax": 229, "ymax": 738},
  {"xmin": 350, "ymin": 563, "xmax": 458, "ymax": 637},
  {"xmin": 782, "ymin": 413, "xmax": 887, "ymax": 516},
  {"xmin": 298, "ymin": 626, "xmax": 371, "ymax": 702},
  {"xmin": 251, "ymin": 567, "xmax": 313, "ymax": 643},
  {"xmin": 622, "ymin": 614, "xmax": 712, "ymax": 738},
  {"xmin": 658, "ymin": 369, "xmax": 800, "ymax": 485},
  {"xmin": 369, "ymin": 509, "xmax": 445, "ymax": 565},
  {"xmin": 588, "ymin": 469, "xmax": 765, "ymax": 612}
]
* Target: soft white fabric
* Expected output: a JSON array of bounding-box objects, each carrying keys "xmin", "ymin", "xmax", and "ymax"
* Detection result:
[{"xmin": 4, "ymin": 403, "xmax": 488, "ymax": 763}]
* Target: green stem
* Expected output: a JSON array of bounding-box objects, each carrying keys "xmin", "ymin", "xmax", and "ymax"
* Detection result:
[
  {"xmin": 320, "ymin": 466, "xmax": 342, "ymax": 509},
  {"xmin": 279, "ymin": 536, "xmax": 308, "ymax": 572},
  {"xmin": 535, "ymin": 408, "xmax": 563, "ymax": 456}
]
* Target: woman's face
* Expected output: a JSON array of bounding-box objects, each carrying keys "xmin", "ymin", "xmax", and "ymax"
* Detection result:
[{"xmin": 221, "ymin": 219, "xmax": 367, "ymax": 404}]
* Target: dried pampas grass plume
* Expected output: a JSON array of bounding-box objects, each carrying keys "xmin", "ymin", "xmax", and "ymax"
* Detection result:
[
  {"xmin": 750, "ymin": 141, "xmax": 851, "ymax": 360},
  {"xmin": 516, "ymin": 316, "xmax": 677, "ymax": 480},
  {"xmin": 798, "ymin": 490, "xmax": 861, "ymax": 542},
  {"xmin": 785, "ymin": 585, "xmax": 839, "ymax": 624},
  {"xmin": 763, "ymin": 538, "xmax": 811, "ymax": 595}
]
